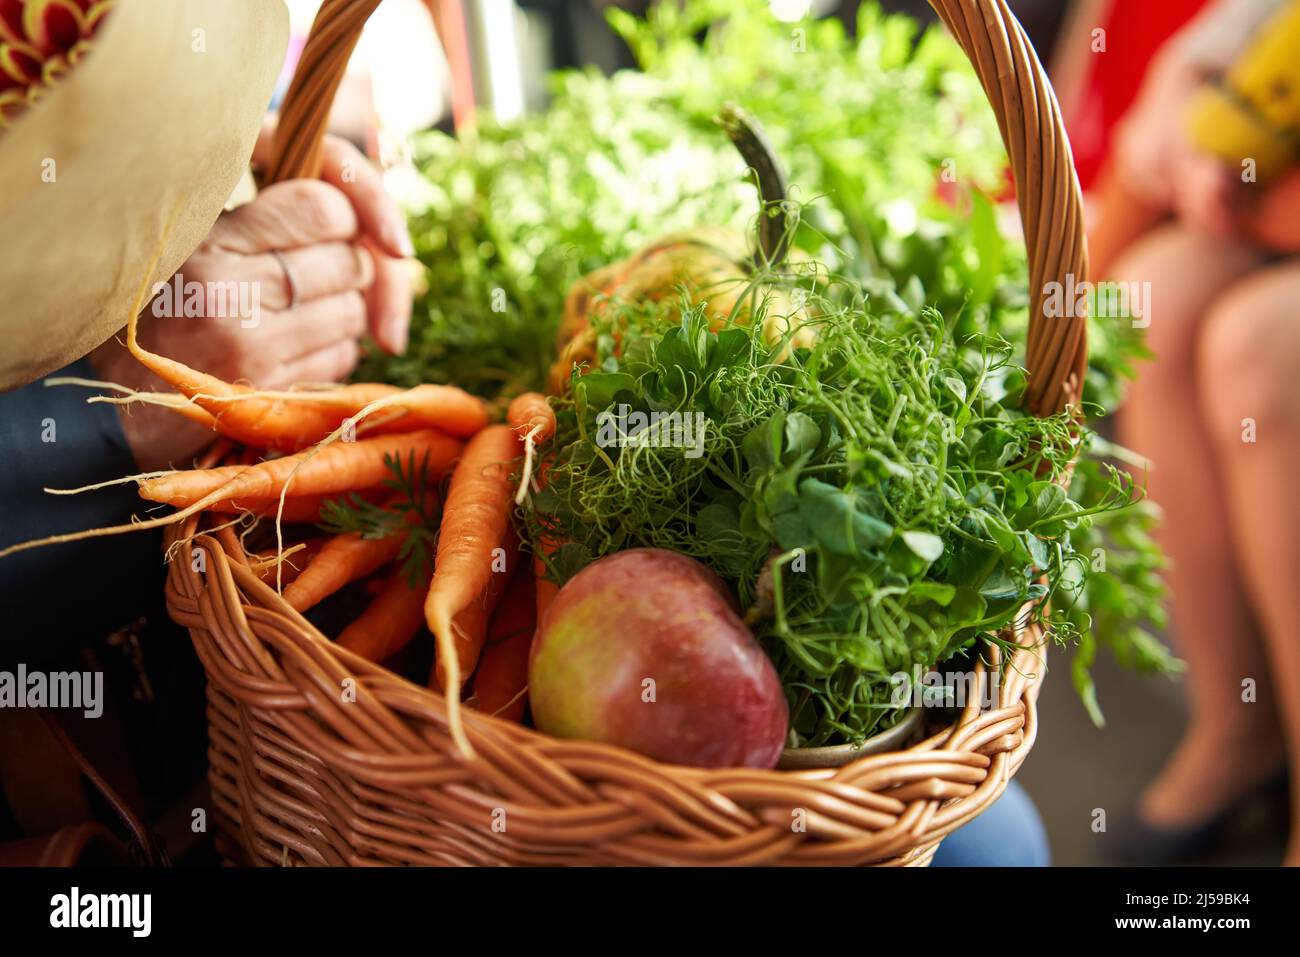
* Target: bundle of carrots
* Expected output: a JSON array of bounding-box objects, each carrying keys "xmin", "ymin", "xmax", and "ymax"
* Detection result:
[{"xmin": 0, "ymin": 242, "xmax": 557, "ymax": 759}]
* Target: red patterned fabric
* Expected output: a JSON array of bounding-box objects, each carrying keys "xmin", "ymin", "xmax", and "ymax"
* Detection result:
[{"xmin": 0, "ymin": 0, "xmax": 113, "ymax": 127}]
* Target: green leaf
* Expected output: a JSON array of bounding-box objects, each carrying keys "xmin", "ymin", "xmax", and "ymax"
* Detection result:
[
  {"xmin": 742, "ymin": 412, "xmax": 786, "ymax": 473},
  {"xmin": 772, "ymin": 510, "xmax": 813, "ymax": 550},
  {"xmin": 656, "ymin": 314, "xmax": 707, "ymax": 379},
  {"xmin": 575, "ymin": 372, "xmax": 636, "ymax": 417},
  {"xmin": 973, "ymin": 430, "xmax": 1018, "ymax": 470},
  {"xmin": 947, "ymin": 586, "xmax": 987, "ymax": 626},
  {"xmin": 798, "ymin": 478, "xmax": 893, "ymax": 555},
  {"xmin": 765, "ymin": 463, "xmax": 803, "ymax": 517},
  {"xmin": 550, "ymin": 541, "xmax": 594, "ymax": 583},
  {"xmin": 531, "ymin": 483, "xmax": 560, "ymax": 514},
  {"xmin": 696, "ymin": 502, "xmax": 741, "ymax": 538},
  {"xmin": 980, "ymin": 512, "xmax": 1021, "ymax": 557},
  {"xmin": 908, "ymin": 581, "xmax": 956, "ymax": 606},
  {"xmin": 1015, "ymin": 480, "xmax": 1067, "ymax": 527},
  {"xmin": 964, "ymin": 482, "xmax": 996, "ymax": 509},
  {"xmin": 1035, "ymin": 482, "xmax": 1068, "ymax": 517},
  {"xmin": 706, "ymin": 327, "xmax": 751, "ymax": 377},
  {"xmin": 978, "ymin": 565, "xmax": 1026, "ymax": 601},
  {"xmin": 783, "ymin": 412, "xmax": 822, "ymax": 463},
  {"xmin": 901, "ymin": 530, "xmax": 945, "ymax": 563},
  {"xmin": 1072, "ymin": 629, "xmax": 1105, "ymax": 728}
]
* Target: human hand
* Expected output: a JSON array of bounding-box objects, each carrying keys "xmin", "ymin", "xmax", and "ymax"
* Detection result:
[
  {"xmin": 90, "ymin": 129, "xmax": 415, "ymax": 470},
  {"xmin": 251, "ymin": 118, "xmax": 415, "ymax": 353}
]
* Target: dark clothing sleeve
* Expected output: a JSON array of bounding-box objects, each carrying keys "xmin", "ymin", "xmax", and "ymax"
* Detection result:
[{"xmin": 0, "ymin": 360, "xmax": 164, "ymax": 667}]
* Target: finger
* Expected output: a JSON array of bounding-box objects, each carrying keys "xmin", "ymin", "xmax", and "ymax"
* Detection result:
[
  {"xmin": 358, "ymin": 234, "xmax": 413, "ymax": 354},
  {"xmin": 253, "ymin": 242, "xmax": 375, "ymax": 309},
  {"xmin": 250, "ymin": 291, "xmax": 367, "ymax": 364},
  {"xmin": 212, "ymin": 180, "xmax": 360, "ymax": 254},
  {"xmin": 270, "ymin": 339, "xmax": 362, "ymax": 389},
  {"xmin": 320, "ymin": 134, "xmax": 413, "ymax": 259}
]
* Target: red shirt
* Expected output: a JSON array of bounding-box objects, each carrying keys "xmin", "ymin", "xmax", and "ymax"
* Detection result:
[{"xmin": 1068, "ymin": 0, "xmax": 1212, "ymax": 189}]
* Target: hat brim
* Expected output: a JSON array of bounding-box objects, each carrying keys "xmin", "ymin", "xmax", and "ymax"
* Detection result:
[{"xmin": 0, "ymin": 0, "xmax": 289, "ymax": 390}]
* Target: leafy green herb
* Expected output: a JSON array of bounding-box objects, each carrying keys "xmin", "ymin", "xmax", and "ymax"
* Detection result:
[
  {"xmin": 1054, "ymin": 452, "xmax": 1182, "ymax": 725},
  {"xmin": 318, "ymin": 451, "xmax": 441, "ymax": 587},
  {"xmin": 364, "ymin": 0, "xmax": 1025, "ymax": 398},
  {"xmin": 375, "ymin": 0, "xmax": 1174, "ymax": 733},
  {"xmin": 524, "ymin": 250, "xmax": 1178, "ymax": 744}
]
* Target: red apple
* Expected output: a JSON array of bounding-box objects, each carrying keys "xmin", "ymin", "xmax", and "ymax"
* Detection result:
[{"xmin": 528, "ymin": 548, "xmax": 788, "ymax": 768}]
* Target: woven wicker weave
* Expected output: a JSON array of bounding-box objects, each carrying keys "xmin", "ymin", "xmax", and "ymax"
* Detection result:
[{"xmin": 166, "ymin": 0, "xmax": 1087, "ymax": 867}]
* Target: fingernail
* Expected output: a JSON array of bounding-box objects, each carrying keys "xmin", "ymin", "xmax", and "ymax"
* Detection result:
[
  {"xmin": 355, "ymin": 244, "xmax": 376, "ymax": 287},
  {"xmin": 391, "ymin": 223, "xmax": 415, "ymax": 258},
  {"xmin": 385, "ymin": 316, "xmax": 409, "ymax": 354}
]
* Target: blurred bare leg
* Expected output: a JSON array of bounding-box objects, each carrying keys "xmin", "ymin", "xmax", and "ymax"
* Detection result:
[
  {"xmin": 1197, "ymin": 263, "xmax": 1300, "ymax": 862},
  {"xmin": 1112, "ymin": 225, "xmax": 1282, "ymax": 827}
]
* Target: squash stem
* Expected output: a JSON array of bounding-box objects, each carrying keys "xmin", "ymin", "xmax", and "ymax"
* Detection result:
[{"xmin": 719, "ymin": 103, "xmax": 790, "ymax": 269}]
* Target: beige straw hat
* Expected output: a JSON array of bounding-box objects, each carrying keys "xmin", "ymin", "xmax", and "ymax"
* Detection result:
[{"xmin": 0, "ymin": 0, "xmax": 288, "ymax": 390}]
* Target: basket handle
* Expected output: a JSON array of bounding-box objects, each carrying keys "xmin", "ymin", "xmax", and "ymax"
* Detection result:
[
  {"xmin": 264, "ymin": 0, "xmax": 382, "ymax": 184},
  {"xmin": 268, "ymin": 0, "xmax": 1088, "ymax": 416},
  {"xmin": 927, "ymin": 0, "xmax": 1089, "ymax": 417}
]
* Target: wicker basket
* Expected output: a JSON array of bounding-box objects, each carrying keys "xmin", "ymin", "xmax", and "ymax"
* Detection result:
[{"xmin": 164, "ymin": 0, "xmax": 1088, "ymax": 867}]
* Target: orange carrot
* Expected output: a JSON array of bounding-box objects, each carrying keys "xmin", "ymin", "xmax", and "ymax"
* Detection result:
[
  {"xmin": 283, "ymin": 535, "xmax": 400, "ymax": 611},
  {"xmin": 128, "ymin": 368, "xmax": 487, "ymax": 451},
  {"xmin": 206, "ymin": 489, "xmax": 383, "ymax": 524},
  {"xmin": 507, "ymin": 392, "xmax": 555, "ymax": 505},
  {"xmin": 471, "ymin": 568, "xmax": 536, "ymax": 723},
  {"xmin": 129, "ymin": 320, "xmax": 386, "ymax": 451},
  {"xmin": 44, "ymin": 376, "xmax": 219, "ymax": 430},
  {"xmin": 0, "ymin": 430, "xmax": 470, "ymax": 562},
  {"xmin": 117, "ymin": 245, "xmax": 489, "ymax": 450},
  {"xmin": 337, "ymin": 566, "xmax": 434, "ymax": 662},
  {"xmin": 425, "ymin": 424, "xmax": 521, "ymax": 754},
  {"xmin": 101, "ymin": 391, "xmax": 221, "ymax": 429},
  {"xmin": 139, "ymin": 463, "xmax": 249, "ymax": 503},
  {"xmin": 325, "ymin": 383, "xmax": 491, "ymax": 440},
  {"xmin": 205, "ymin": 486, "xmax": 387, "ymax": 522},
  {"xmin": 252, "ymin": 537, "xmax": 327, "ymax": 586},
  {"xmin": 180, "ymin": 381, "xmax": 493, "ymax": 449},
  {"xmin": 136, "ymin": 430, "xmax": 460, "ymax": 509},
  {"xmin": 506, "ymin": 392, "xmax": 555, "ymax": 442},
  {"xmin": 282, "ymin": 497, "xmax": 417, "ymax": 612}
]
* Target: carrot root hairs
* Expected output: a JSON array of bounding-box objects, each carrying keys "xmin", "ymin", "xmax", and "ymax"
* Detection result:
[
  {"xmin": 0, "ymin": 430, "xmax": 459, "ymax": 561},
  {"xmin": 45, "ymin": 471, "xmax": 177, "ymax": 495},
  {"xmin": 506, "ymin": 392, "xmax": 555, "ymax": 505}
]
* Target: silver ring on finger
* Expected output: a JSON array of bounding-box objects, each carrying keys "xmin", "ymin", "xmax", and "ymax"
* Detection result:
[{"xmin": 269, "ymin": 249, "xmax": 301, "ymax": 310}]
